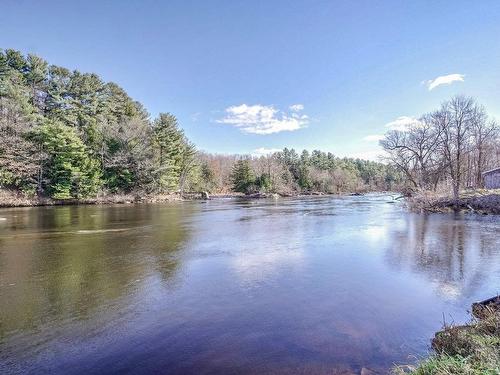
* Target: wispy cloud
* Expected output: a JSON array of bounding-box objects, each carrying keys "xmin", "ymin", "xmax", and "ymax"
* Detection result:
[
  {"xmin": 190, "ymin": 112, "xmax": 201, "ymax": 122},
  {"xmin": 362, "ymin": 134, "xmax": 385, "ymax": 142},
  {"xmin": 385, "ymin": 116, "xmax": 421, "ymax": 131},
  {"xmin": 217, "ymin": 104, "xmax": 309, "ymax": 134},
  {"xmin": 425, "ymin": 74, "xmax": 465, "ymax": 91},
  {"xmin": 251, "ymin": 147, "xmax": 282, "ymax": 156},
  {"xmin": 289, "ymin": 104, "xmax": 304, "ymax": 112}
]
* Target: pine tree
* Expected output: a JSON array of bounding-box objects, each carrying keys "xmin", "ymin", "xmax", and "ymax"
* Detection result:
[
  {"xmin": 230, "ymin": 159, "xmax": 255, "ymax": 193},
  {"xmin": 102, "ymin": 118, "xmax": 152, "ymax": 192},
  {"xmin": 35, "ymin": 121, "xmax": 102, "ymax": 199},
  {"xmin": 199, "ymin": 161, "xmax": 216, "ymax": 192},
  {"xmin": 152, "ymin": 113, "xmax": 184, "ymax": 191},
  {"xmin": 45, "ymin": 65, "xmax": 72, "ymax": 121},
  {"xmin": 24, "ymin": 54, "xmax": 48, "ymax": 111}
]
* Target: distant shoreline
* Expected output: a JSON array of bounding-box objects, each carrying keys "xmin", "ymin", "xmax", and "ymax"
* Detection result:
[
  {"xmin": 3, "ymin": 190, "xmax": 500, "ymax": 215},
  {"xmin": 0, "ymin": 190, "xmax": 382, "ymax": 208}
]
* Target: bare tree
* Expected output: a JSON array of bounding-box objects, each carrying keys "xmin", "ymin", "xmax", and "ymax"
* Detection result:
[
  {"xmin": 432, "ymin": 96, "xmax": 478, "ymax": 205},
  {"xmin": 0, "ymin": 96, "xmax": 43, "ymax": 193},
  {"xmin": 470, "ymin": 115, "xmax": 498, "ymax": 187},
  {"xmin": 380, "ymin": 116, "xmax": 442, "ymax": 190},
  {"xmin": 381, "ymin": 95, "xmax": 499, "ymax": 200}
]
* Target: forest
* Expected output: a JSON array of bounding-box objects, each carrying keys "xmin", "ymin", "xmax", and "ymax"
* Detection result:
[{"xmin": 0, "ymin": 49, "xmax": 400, "ymax": 202}]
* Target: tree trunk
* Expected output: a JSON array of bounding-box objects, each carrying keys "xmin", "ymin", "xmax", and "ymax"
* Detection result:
[
  {"xmin": 452, "ymin": 179, "xmax": 460, "ymax": 211},
  {"xmin": 476, "ymin": 147, "xmax": 483, "ymax": 187}
]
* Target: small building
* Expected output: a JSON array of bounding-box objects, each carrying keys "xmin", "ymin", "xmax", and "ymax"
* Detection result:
[{"xmin": 483, "ymin": 167, "xmax": 500, "ymax": 189}]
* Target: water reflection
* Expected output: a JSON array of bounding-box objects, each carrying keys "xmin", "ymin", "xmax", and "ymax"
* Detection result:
[
  {"xmin": 0, "ymin": 204, "xmax": 195, "ymax": 342},
  {"xmin": 385, "ymin": 213, "xmax": 499, "ymax": 301},
  {"xmin": 0, "ymin": 197, "xmax": 499, "ymax": 374}
]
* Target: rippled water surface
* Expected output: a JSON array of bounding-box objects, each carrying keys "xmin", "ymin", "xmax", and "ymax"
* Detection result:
[{"xmin": 0, "ymin": 195, "xmax": 499, "ymax": 374}]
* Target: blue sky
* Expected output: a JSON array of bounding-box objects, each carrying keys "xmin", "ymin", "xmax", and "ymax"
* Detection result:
[{"xmin": 2, "ymin": 1, "xmax": 500, "ymax": 160}]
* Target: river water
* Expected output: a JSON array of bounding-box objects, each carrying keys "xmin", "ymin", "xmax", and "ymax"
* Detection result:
[{"xmin": 0, "ymin": 195, "xmax": 499, "ymax": 374}]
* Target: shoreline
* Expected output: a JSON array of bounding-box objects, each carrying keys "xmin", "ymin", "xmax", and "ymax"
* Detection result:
[
  {"xmin": 394, "ymin": 298, "xmax": 499, "ymax": 374},
  {"xmin": 405, "ymin": 189, "xmax": 500, "ymax": 215},
  {"xmin": 2, "ymin": 190, "xmax": 500, "ymax": 215},
  {"xmin": 0, "ymin": 190, "xmax": 379, "ymax": 209},
  {"xmin": 0, "ymin": 192, "xmax": 184, "ymax": 209}
]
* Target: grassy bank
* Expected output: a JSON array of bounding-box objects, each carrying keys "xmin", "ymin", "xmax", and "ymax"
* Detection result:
[
  {"xmin": 406, "ymin": 189, "xmax": 500, "ymax": 215},
  {"xmin": 394, "ymin": 309, "xmax": 500, "ymax": 374}
]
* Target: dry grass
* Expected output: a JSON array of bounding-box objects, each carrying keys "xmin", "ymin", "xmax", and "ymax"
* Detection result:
[
  {"xmin": 0, "ymin": 189, "xmax": 186, "ymax": 207},
  {"xmin": 0, "ymin": 189, "xmax": 42, "ymax": 207},
  {"xmin": 406, "ymin": 189, "xmax": 500, "ymax": 214},
  {"xmin": 393, "ymin": 311, "xmax": 500, "ymax": 375}
]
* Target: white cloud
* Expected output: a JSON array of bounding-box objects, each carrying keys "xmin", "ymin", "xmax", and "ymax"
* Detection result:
[
  {"xmin": 217, "ymin": 104, "xmax": 309, "ymax": 134},
  {"xmin": 426, "ymin": 74, "xmax": 465, "ymax": 91},
  {"xmin": 251, "ymin": 147, "xmax": 282, "ymax": 156},
  {"xmin": 289, "ymin": 104, "xmax": 304, "ymax": 112},
  {"xmin": 362, "ymin": 134, "xmax": 385, "ymax": 142},
  {"xmin": 385, "ymin": 116, "xmax": 421, "ymax": 131}
]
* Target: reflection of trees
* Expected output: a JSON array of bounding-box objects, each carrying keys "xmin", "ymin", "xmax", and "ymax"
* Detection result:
[
  {"xmin": 0, "ymin": 204, "xmax": 195, "ymax": 339},
  {"xmin": 385, "ymin": 214, "xmax": 498, "ymax": 299}
]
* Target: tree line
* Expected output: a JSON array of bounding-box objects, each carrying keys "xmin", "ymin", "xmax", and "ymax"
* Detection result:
[
  {"xmin": 380, "ymin": 96, "xmax": 500, "ymax": 201},
  {"xmin": 0, "ymin": 49, "xmax": 399, "ymax": 200},
  {"xmin": 219, "ymin": 150, "xmax": 401, "ymax": 195},
  {"xmin": 0, "ymin": 49, "xmax": 196, "ymax": 199}
]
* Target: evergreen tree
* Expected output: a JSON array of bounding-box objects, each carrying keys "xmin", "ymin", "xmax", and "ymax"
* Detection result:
[
  {"xmin": 35, "ymin": 121, "xmax": 101, "ymax": 199},
  {"xmin": 255, "ymin": 173, "xmax": 272, "ymax": 192},
  {"xmin": 152, "ymin": 113, "xmax": 184, "ymax": 191},
  {"xmin": 4, "ymin": 49, "xmax": 27, "ymax": 73},
  {"xmin": 45, "ymin": 65, "xmax": 72, "ymax": 121},
  {"xmin": 199, "ymin": 161, "xmax": 216, "ymax": 192},
  {"xmin": 230, "ymin": 159, "xmax": 255, "ymax": 193},
  {"xmin": 102, "ymin": 118, "xmax": 152, "ymax": 192},
  {"xmin": 24, "ymin": 54, "xmax": 48, "ymax": 111}
]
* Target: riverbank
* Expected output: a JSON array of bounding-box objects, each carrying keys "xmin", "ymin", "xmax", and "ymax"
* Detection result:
[
  {"xmin": 0, "ymin": 189, "xmax": 374, "ymax": 208},
  {"xmin": 0, "ymin": 190, "xmax": 187, "ymax": 208},
  {"xmin": 406, "ymin": 189, "xmax": 500, "ymax": 215},
  {"xmin": 393, "ymin": 301, "xmax": 500, "ymax": 374},
  {"xmin": 0, "ymin": 190, "xmax": 285, "ymax": 207}
]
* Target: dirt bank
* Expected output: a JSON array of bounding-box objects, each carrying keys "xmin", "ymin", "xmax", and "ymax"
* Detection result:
[
  {"xmin": 0, "ymin": 190, "xmax": 185, "ymax": 208},
  {"xmin": 406, "ymin": 189, "xmax": 500, "ymax": 215}
]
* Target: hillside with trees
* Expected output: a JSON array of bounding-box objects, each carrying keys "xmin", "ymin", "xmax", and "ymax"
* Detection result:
[
  {"xmin": 0, "ymin": 49, "xmax": 196, "ymax": 201},
  {"xmin": 0, "ymin": 49, "xmax": 399, "ymax": 204}
]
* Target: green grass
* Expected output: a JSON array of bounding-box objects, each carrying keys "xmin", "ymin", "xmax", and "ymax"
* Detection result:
[
  {"xmin": 393, "ymin": 311, "xmax": 500, "ymax": 375},
  {"xmin": 394, "ymin": 354, "xmax": 498, "ymax": 375}
]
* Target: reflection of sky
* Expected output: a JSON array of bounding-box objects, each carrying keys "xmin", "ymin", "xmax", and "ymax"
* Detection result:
[
  {"xmin": 434, "ymin": 281, "xmax": 461, "ymax": 300},
  {"xmin": 231, "ymin": 248, "xmax": 305, "ymax": 285},
  {"xmin": 363, "ymin": 224, "xmax": 388, "ymax": 242}
]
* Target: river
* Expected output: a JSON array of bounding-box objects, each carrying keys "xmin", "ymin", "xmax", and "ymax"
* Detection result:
[{"xmin": 0, "ymin": 194, "xmax": 499, "ymax": 374}]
